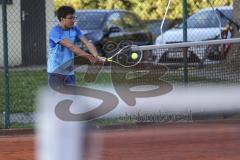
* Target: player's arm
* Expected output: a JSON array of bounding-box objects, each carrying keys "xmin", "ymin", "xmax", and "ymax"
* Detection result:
[
  {"xmin": 79, "ymin": 36, "xmax": 106, "ymax": 61},
  {"xmin": 59, "ymin": 38, "xmax": 98, "ymax": 63},
  {"xmin": 74, "ymin": 26, "xmax": 105, "ymax": 61},
  {"xmin": 80, "ymin": 37, "xmax": 98, "ymax": 57}
]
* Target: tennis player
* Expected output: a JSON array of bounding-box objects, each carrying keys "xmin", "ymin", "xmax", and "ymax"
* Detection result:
[{"xmin": 48, "ymin": 6, "xmax": 105, "ymax": 86}]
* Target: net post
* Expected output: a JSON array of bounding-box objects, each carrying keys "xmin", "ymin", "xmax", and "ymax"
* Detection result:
[
  {"xmin": 2, "ymin": 0, "xmax": 10, "ymax": 128},
  {"xmin": 182, "ymin": 0, "xmax": 188, "ymax": 85}
]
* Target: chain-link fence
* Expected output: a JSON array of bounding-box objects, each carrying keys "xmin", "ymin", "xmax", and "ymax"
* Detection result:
[{"xmin": 1, "ymin": 0, "xmax": 240, "ymax": 129}]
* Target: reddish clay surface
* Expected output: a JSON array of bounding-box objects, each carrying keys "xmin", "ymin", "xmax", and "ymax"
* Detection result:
[{"xmin": 0, "ymin": 120, "xmax": 240, "ymax": 160}]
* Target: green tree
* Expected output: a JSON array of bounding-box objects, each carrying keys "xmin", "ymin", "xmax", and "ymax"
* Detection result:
[
  {"xmin": 54, "ymin": 0, "xmax": 71, "ymax": 10},
  {"xmin": 54, "ymin": 0, "xmax": 233, "ymax": 20}
]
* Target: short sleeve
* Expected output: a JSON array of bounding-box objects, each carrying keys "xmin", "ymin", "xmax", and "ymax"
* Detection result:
[
  {"xmin": 74, "ymin": 26, "xmax": 84, "ymax": 39},
  {"xmin": 49, "ymin": 26, "xmax": 63, "ymax": 44}
]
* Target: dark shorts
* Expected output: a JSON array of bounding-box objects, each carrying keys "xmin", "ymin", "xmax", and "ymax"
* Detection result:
[{"xmin": 48, "ymin": 73, "xmax": 75, "ymax": 88}]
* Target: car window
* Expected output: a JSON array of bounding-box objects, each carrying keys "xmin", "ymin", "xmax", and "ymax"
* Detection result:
[
  {"xmin": 146, "ymin": 20, "xmax": 172, "ymax": 35},
  {"xmin": 216, "ymin": 9, "xmax": 232, "ymax": 26},
  {"xmin": 105, "ymin": 12, "xmax": 124, "ymax": 29},
  {"xmin": 121, "ymin": 13, "xmax": 141, "ymax": 28},
  {"xmin": 178, "ymin": 9, "xmax": 232, "ymax": 28},
  {"xmin": 76, "ymin": 12, "xmax": 106, "ymax": 30}
]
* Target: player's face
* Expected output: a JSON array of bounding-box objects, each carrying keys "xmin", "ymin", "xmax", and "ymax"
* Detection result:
[{"xmin": 61, "ymin": 14, "xmax": 76, "ymax": 28}]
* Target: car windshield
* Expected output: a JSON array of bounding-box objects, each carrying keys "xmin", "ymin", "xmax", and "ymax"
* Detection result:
[
  {"xmin": 177, "ymin": 9, "xmax": 232, "ymax": 28},
  {"xmin": 146, "ymin": 20, "xmax": 172, "ymax": 35},
  {"xmin": 76, "ymin": 12, "xmax": 107, "ymax": 30}
]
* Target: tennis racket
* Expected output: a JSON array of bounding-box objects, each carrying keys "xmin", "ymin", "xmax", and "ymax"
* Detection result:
[{"xmin": 106, "ymin": 45, "xmax": 143, "ymax": 67}]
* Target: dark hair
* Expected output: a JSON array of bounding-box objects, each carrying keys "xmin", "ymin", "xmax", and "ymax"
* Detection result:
[{"xmin": 56, "ymin": 6, "xmax": 75, "ymax": 21}]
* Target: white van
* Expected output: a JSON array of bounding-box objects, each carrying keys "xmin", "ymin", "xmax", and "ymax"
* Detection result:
[{"xmin": 154, "ymin": 6, "xmax": 233, "ymax": 66}]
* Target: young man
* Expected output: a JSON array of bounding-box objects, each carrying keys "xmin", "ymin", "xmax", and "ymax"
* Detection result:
[{"xmin": 48, "ymin": 6, "xmax": 105, "ymax": 86}]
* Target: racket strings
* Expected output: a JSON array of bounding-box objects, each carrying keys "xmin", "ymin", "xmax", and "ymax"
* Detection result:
[{"xmin": 107, "ymin": 45, "xmax": 144, "ymax": 67}]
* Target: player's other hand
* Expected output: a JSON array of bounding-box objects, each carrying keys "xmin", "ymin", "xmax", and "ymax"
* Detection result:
[
  {"xmin": 88, "ymin": 55, "xmax": 106, "ymax": 65},
  {"xmin": 97, "ymin": 56, "xmax": 106, "ymax": 62},
  {"xmin": 88, "ymin": 55, "xmax": 99, "ymax": 64}
]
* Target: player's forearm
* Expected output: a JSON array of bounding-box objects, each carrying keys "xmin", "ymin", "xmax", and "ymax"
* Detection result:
[
  {"xmin": 80, "ymin": 37, "xmax": 99, "ymax": 57},
  {"xmin": 85, "ymin": 43, "xmax": 98, "ymax": 57},
  {"xmin": 69, "ymin": 45, "xmax": 93, "ymax": 59}
]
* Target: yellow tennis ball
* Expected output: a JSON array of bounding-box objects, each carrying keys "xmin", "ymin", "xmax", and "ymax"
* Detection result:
[{"xmin": 131, "ymin": 52, "xmax": 138, "ymax": 60}]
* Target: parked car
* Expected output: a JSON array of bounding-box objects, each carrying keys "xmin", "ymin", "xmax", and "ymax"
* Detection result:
[
  {"xmin": 75, "ymin": 9, "xmax": 153, "ymax": 58},
  {"xmin": 154, "ymin": 6, "xmax": 233, "ymax": 66},
  {"xmin": 143, "ymin": 19, "xmax": 174, "ymax": 41}
]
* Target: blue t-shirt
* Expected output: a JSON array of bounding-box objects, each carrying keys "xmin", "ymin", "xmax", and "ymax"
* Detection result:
[{"xmin": 47, "ymin": 25, "xmax": 83, "ymax": 75}]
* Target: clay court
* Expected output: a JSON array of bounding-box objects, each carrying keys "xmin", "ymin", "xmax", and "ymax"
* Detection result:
[{"xmin": 0, "ymin": 120, "xmax": 240, "ymax": 160}]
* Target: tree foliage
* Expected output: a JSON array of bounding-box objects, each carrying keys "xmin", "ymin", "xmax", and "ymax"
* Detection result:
[{"xmin": 54, "ymin": 0, "xmax": 233, "ymax": 20}]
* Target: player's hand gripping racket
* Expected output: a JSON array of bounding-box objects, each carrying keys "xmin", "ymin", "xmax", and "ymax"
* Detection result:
[{"xmin": 106, "ymin": 45, "xmax": 143, "ymax": 67}]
